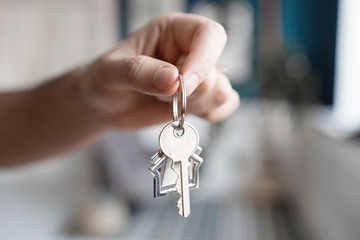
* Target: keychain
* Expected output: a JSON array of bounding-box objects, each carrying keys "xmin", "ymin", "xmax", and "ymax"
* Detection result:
[{"xmin": 149, "ymin": 74, "xmax": 203, "ymax": 218}]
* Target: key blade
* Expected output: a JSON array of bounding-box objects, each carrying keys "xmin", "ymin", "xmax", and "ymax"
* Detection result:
[{"xmin": 172, "ymin": 158, "xmax": 191, "ymax": 218}]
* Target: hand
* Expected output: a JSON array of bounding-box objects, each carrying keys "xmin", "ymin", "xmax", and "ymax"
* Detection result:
[
  {"xmin": 81, "ymin": 13, "xmax": 240, "ymax": 129},
  {"xmin": 0, "ymin": 13, "xmax": 240, "ymax": 166}
]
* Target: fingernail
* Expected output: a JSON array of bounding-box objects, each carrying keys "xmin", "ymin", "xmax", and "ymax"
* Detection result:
[
  {"xmin": 186, "ymin": 74, "xmax": 199, "ymax": 96},
  {"xmin": 153, "ymin": 68, "xmax": 178, "ymax": 91}
]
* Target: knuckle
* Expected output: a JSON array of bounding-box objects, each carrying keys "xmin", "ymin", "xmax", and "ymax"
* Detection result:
[
  {"xmin": 194, "ymin": 73, "xmax": 216, "ymax": 95},
  {"xmin": 154, "ymin": 14, "xmax": 171, "ymax": 26},
  {"xmin": 207, "ymin": 20, "xmax": 227, "ymax": 43},
  {"xmin": 214, "ymin": 88, "xmax": 228, "ymax": 105},
  {"xmin": 195, "ymin": 81, "xmax": 212, "ymax": 95},
  {"xmin": 127, "ymin": 56, "xmax": 144, "ymax": 83},
  {"xmin": 202, "ymin": 112, "xmax": 221, "ymax": 123},
  {"xmin": 90, "ymin": 57, "xmax": 111, "ymax": 87},
  {"xmin": 213, "ymin": 21, "xmax": 227, "ymax": 42},
  {"xmin": 158, "ymin": 12, "xmax": 179, "ymax": 21},
  {"xmin": 233, "ymin": 90, "xmax": 241, "ymax": 106},
  {"xmin": 154, "ymin": 12, "xmax": 181, "ymax": 26}
]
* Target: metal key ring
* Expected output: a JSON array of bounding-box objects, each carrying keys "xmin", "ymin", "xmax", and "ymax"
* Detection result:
[{"xmin": 172, "ymin": 74, "xmax": 186, "ymax": 129}]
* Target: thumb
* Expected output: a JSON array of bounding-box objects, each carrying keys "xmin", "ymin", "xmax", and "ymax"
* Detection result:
[{"xmin": 100, "ymin": 55, "xmax": 179, "ymax": 96}]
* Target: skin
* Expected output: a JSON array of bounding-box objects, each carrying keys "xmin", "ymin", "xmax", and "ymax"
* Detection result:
[{"xmin": 0, "ymin": 13, "xmax": 240, "ymax": 167}]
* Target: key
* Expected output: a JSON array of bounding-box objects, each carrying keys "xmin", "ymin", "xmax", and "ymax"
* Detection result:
[
  {"xmin": 149, "ymin": 151, "xmax": 170, "ymax": 197},
  {"xmin": 159, "ymin": 121, "xmax": 199, "ymax": 218},
  {"xmin": 160, "ymin": 146, "xmax": 203, "ymax": 190},
  {"xmin": 149, "ymin": 146, "xmax": 203, "ymax": 199}
]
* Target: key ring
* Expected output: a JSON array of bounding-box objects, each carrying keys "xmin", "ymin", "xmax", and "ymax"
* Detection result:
[{"xmin": 172, "ymin": 74, "xmax": 186, "ymax": 130}]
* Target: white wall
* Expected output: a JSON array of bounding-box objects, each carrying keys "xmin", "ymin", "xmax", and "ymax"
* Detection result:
[{"xmin": 0, "ymin": 0, "xmax": 117, "ymax": 238}]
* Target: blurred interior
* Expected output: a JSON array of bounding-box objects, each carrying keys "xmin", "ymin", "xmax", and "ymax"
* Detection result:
[{"xmin": 0, "ymin": 0, "xmax": 359, "ymax": 239}]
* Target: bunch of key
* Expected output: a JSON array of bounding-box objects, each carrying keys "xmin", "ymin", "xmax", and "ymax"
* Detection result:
[{"xmin": 149, "ymin": 74, "xmax": 203, "ymax": 218}]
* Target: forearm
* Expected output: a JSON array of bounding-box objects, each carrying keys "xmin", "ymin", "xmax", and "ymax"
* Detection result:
[{"xmin": 0, "ymin": 69, "xmax": 109, "ymax": 167}]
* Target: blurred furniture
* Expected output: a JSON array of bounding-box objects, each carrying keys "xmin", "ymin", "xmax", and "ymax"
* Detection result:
[{"xmin": 264, "ymin": 106, "xmax": 360, "ymax": 240}]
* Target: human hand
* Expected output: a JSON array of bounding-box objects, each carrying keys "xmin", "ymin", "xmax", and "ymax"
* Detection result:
[{"xmin": 81, "ymin": 13, "xmax": 240, "ymax": 129}]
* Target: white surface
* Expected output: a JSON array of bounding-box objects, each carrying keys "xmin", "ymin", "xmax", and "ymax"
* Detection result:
[{"xmin": 334, "ymin": 0, "xmax": 360, "ymax": 131}]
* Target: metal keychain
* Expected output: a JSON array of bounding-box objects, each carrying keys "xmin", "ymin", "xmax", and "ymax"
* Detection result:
[{"xmin": 149, "ymin": 75, "xmax": 203, "ymax": 212}]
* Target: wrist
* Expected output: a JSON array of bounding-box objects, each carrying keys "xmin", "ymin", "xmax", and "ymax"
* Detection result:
[{"xmin": 70, "ymin": 65, "xmax": 114, "ymax": 130}]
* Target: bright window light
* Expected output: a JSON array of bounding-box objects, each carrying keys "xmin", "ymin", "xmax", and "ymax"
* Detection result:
[{"xmin": 334, "ymin": 0, "xmax": 360, "ymax": 131}]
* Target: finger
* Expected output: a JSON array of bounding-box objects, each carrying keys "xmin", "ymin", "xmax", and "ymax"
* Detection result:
[
  {"xmin": 171, "ymin": 13, "xmax": 227, "ymax": 95},
  {"xmin": 112, "ymin": 96, "xmax": 173, "ymax": 129},
  {"xmin": 187, "ymin": 68, "xmax": 231, "ymax": 115},
  {"xmin": 199, "ymin": 89, "xmax": 240, "ymax": 122},
  {"xmin": 154, "ymin": 56, "xmax": 213, "ymax": 103},
  {"xmin": 95, "ymin": 55, "xmax": 179, "ymax": 96},
  {"xmin": 175, "ymin": 53, "xmax": 186, "ymax": 69},
  {"xmin": 187, "ymin": 67, "xmax": 217, "ymax": 100}
]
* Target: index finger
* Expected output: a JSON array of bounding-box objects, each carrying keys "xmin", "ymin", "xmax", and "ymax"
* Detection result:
[{"xmin": 172, "ymin": 13, "xmax": 227, "ymax": 94}]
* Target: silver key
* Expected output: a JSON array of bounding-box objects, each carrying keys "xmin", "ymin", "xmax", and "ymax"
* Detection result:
[
  {"xmin": 159, "ymin": 121, "xmax": 199, "ymax": 218},
  {"xmin": 160, "ymin": 146, "xmax": 203, "ymax": 190},
  {"xmin": 149, "ymin": 146, "xmax": 203, "ymax": 199}
]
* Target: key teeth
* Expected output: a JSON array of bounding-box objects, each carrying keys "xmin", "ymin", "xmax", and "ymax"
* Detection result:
[
  {"xmin": 149, "ymin": 151, "xmax": 173, "ymax": 198},
  {"xmin": 177, "ymin": 198, "xmax": 187, "ymax": 218},
  {"xmin": 177, "ymin": 199, "xmax": 190, "ymax": 218},
  {"xmin": 173, "ymin": 162, "xmax": 187, "ymax": 218},
  {"xmin": 150, "ymin": 145, "xmax": 202, "ymax": 218},
  {"xmin": 177, "ymin": 199, "xmax": 182, "ymax": 214}
]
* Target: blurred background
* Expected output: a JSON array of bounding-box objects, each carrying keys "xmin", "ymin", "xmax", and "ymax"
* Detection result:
[{"xmin": 0, "ymin": 0, "xmax": 359, "ymax": 239}]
